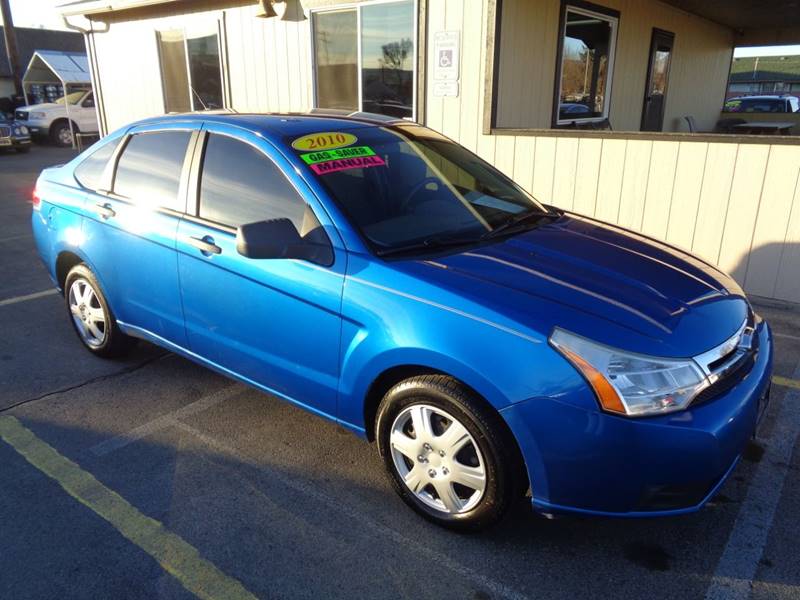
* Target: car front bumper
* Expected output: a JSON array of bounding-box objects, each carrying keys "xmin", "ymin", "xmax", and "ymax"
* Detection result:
[
  {"xmin": 501, "ymin": 320, "xmax": 773, "ymax": 517},
  {"xmin": 16, "ymin": 120, "xmax": 48, "ymax": 137},
  {"xmin": 0, "ymin": 136, "xmax": 32, "ymax": 148}
]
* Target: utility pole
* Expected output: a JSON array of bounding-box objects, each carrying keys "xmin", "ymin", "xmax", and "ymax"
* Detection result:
[{"xmin": 0, "ymin": 0, "xmax": 23, "ymax": 97}]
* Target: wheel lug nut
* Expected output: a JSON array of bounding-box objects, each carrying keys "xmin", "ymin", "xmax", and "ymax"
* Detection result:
[
  {"xmin": 417, "ymin": 455, "xmax": 426, "ymax": 463},
  {"xmin": 439, "ymin": 450, "xmax": 446, "ymax": 457},
  {"xmin": 423, "ymin": 443, "xmax": 432, "ymax": 451},
  {"xmin": 442, "ymin": 467, "xmax": 449, "ymax": 475},
  {"xmin": 428, "ymin": 469, "xmax": 436, "ymax": 478}
]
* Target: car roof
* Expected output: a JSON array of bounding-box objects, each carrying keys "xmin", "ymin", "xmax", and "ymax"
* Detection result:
[
  {"xmin": 125, "ymin": 110, "xmax": 411, "ymax": 145},
  {"xmin": 731, "ymin": 95, "xmax": 788, "ymax": 101}
]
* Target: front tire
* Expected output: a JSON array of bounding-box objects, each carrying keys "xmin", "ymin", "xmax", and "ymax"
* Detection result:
[
  {"xmin": 51, "ymin": 121, "xmax": 75, "ymax": 147},
  {"xmin": 64, "ymin": 264, "xmax": 135, "ymax": 358},
  {"xmin": 376, "ymin": 375, "xmax": 523, "ymax": 531}
]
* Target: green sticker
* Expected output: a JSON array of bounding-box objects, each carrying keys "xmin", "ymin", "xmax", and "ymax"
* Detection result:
[{"xmin": 301, "ymin": 146, "xmax": 376, "ymax": 165}]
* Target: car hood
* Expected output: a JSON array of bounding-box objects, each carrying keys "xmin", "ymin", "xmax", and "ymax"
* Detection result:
[{"xmin": 420, "ymin": 214, "xmax": 750, "ymax": 356}]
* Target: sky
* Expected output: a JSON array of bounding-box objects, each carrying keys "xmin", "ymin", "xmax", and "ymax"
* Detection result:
[
  {"xmin": 1, "ymin": 0, "xmax": 69, "ymax": 31},
  {"xmin": 734, "ymin": 45, "xmax": 800, "ymax": 58}
]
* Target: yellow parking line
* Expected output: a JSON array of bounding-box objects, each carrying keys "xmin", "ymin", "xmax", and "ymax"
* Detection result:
[
  {"xmin": 773, "ymin": 376, "xmax": 800, "ymax": 391},
  {"xmin": 0, "ymin": 416, "xmax": 258, "ymax": 600}
]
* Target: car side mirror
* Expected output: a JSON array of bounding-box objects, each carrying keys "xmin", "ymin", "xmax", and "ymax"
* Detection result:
[{"xmin": 236, "ymin": 218, "xmax": 332, "ymax": 265}]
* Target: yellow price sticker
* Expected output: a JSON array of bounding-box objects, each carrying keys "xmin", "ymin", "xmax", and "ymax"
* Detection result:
[{"xmin": 291, "ymin": 131, "xmax": 358, "ymax": 152}]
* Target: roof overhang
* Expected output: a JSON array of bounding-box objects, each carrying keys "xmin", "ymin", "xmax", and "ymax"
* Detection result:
[
  {"xmin": 660, "ymin": 0, "xmax": 800, "ymax": 46},
  {"xmin": 59, "ymin": 0, "xmax": 254, "ymax": 22}
]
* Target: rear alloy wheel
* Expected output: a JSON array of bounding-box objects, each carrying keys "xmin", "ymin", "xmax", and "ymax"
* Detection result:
[
  {"xmin": 68, "ymin": 277, "xmax": 107, "ymax": 348},
  {"xmin": 376, "ymin": 375, "xmax": 523, "ymax": 531},
  {"xmin": 64, "ymin": 264, "xmax": 135, "ymax": 358}
]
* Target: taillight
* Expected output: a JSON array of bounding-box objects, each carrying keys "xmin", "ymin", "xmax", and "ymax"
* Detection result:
[{"xmin": 31, "ymin": 188, "xmax": 41, "ymax": 211}]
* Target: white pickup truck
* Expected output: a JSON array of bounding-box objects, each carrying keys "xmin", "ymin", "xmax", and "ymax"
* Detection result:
[{"xmin": 15, "ymin": 89, "xmax": 99, "ymax": 147}]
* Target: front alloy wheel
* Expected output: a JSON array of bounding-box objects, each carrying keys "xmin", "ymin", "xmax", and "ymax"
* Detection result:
[
  {"xmin": 389, "ymin": 404, "xmax": 487, "ymax": 514},
  {"xmin": 377, "ymin": 375, "xmax": 524, "ymax": 531}
]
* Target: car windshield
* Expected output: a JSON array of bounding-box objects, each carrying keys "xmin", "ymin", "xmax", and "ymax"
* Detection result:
[
  {"xmin": 290, "ymin": 124, "xmax": 550, "ymax": 253},
  {"xmin": 55, "ymin": 91, "xmax": 87, "ymax": 105}
]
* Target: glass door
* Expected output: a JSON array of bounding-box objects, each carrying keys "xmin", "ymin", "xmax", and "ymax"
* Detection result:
[{"xmin": 641, "ymin": 28, "xmax": 675, "ymax": 132}]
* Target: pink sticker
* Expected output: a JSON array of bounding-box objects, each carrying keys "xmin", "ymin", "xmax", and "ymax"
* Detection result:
[{"xmin": 310, "ymin": 154, "xmax": 386, "ymax": 175}]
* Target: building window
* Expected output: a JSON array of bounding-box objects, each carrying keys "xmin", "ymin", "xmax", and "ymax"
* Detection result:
[
  {"xmin": 158, "ymin": 26, "xmax": 225, "ymax": 113},
  {"xmin": 554, "ymin": 3, "xmax": 619, "ymax": 125},
  {"xmin": 312, "ymin": 0, "xmax": 416, "ymax": 120}
]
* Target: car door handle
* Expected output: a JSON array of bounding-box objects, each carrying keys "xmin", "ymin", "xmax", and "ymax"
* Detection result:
[
  {"xmin": 188, "ymin": 235, "xmax": 222, "ymax": 255},
  {"xmin": 95, "ymin": 202, "xmax": 115, "ymax": 219}
]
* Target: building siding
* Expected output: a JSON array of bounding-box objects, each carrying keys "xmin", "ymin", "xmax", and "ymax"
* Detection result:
[
  {"xmin": 494, "ymin": 0, "xmax": 734, "ymax": 132},
  {"xmin": 427, "ymin": 0, "xmax": 800, "ymax": 303},
  {"xmin": 83, "ymin": 0, "xmax": 800, "ymax": 303}
]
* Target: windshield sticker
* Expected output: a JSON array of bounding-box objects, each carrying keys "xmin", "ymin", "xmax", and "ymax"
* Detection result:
[
  {"xmin": 300, "ymin": 146, "xmax": 376, "ymax": 165},
  {"xmin": 291, "ymin": 132, "xmax": 358, "ymax": 152},
  {"xmin": 310, "ymin": 155, "xmax": 386, "ymax": 175}
]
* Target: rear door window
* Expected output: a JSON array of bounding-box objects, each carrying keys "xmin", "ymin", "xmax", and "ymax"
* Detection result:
[
  {"xmin": 198, "ymin": 133, "xmax": 306, "ymax": 229},
  {"xmin": 74, "ymin": 137, "xmax": 121, "ymax": 190},
  {"xmin": 113, "ymin": 130, "xmax": 191, "ymax": 211}
]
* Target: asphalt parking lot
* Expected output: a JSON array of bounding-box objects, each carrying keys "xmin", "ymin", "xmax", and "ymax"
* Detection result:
[{"xmin": 1, "ymin": 145, "xmax": 799, "ymax": 600}]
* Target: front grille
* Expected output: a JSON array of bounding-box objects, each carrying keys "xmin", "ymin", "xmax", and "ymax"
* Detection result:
[
  {"xmin": 15, "ymin": 110, "xmax": 28, "ymax": 121},
  {"xmin": 0, "ymin": 126, "xmax": 10, "ymax": 138},
  {"xmin": 692, "ymin": 352, "xmax": 756, "ymax": 406}
]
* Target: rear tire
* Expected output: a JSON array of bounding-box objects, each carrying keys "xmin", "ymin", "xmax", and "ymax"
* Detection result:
[
  {"xmin": 376, "ymin": 375, "xmax": 523, "ymax": 531},
  {"xmin": 64, "ymin": 264, "xmax": 135, "ymax": 358}
]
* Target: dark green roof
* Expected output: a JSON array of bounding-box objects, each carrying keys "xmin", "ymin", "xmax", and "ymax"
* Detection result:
[{"xmin": 729, "ymin": 55, "xmax": 800, "ymax": 83}]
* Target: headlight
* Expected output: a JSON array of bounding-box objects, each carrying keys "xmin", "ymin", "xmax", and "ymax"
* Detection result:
[
  {"xmin": 13, "ymin": 127, "xmax": 21, "ymax": 135},
  {"xmin": 30, "ymin": 112, "xmax": 47, "ymax": 119},
  {"xmin": 19, "ymin": 125, "xmax": 28, "ymax": 134},
  {"xmin": 550, "ymin": 328, "xmax": 708, "ymax": 417}
]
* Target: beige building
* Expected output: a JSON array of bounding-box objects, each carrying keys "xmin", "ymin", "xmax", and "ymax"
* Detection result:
[{"xmin": 62, "ymin": 0, "xmax": 800, "ymax": 302}]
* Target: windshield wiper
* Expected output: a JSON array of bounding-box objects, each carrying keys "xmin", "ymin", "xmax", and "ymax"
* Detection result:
[
  {"xmin": 375, "ymin": 234, "xmax": 480, "ymax": 257},
  {"xmin": 480, "ymin": 208, "xmax": 562, "ymax": 241}
]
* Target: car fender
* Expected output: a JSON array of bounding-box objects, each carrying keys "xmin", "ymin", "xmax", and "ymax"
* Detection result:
[
  {"xmin": 51, "ymin": 230, "xmax": 115, "ymax": 312},
  {"xmin": 338, "ymin": 344, "xmax": 512, "ymax": 435}
]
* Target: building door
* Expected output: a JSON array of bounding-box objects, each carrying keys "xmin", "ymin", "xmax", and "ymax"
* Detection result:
[{"xmin": 641, "ymin": 29, "xmax": 674, "ymax": 132}]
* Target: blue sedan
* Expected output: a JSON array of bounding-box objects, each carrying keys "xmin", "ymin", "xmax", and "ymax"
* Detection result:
[{"xmin": 31, "ymin": 113, "xmax": 773, "ymax": 530}]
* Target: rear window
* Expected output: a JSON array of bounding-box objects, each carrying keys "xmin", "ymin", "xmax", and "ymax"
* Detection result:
[
  {"xmin": 113, "ymin": 130, "xmax": 191, "ymax": 211},
  {"xmin": 74, "ymin": 137, "xmax": 121, "ymax": 190}
]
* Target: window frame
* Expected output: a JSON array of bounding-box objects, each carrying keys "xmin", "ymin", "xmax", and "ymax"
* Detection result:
[
  {"xmin": 309, "ymin": 0, "xmax": 419, "ymax": 122},
  {"xmin": 156, "ymin": 20, "xmax": 229, "ymax": 113},
  {"xmin": 551, "ymin": 1, "xmax": 620, "ymax": 127}
]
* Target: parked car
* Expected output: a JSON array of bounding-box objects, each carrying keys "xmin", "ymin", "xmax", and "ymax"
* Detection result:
[
  {"xmin": 31, "ymin": 113, "xmax": 773, "ymax": 530},
  {"xmin": 0, "ymin": 117, "xmax": 32, "ymax": 153},
  {"xmin": 724, "ymin": 95, "xmax": 800, "ymax": 113},
  {"xmin": 15, "ymin": 89, "xmax": 99, "ymax": 147},
  {"xmin": 559, "ymin": 102, "xmax": 592, "ymax": 116}
]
